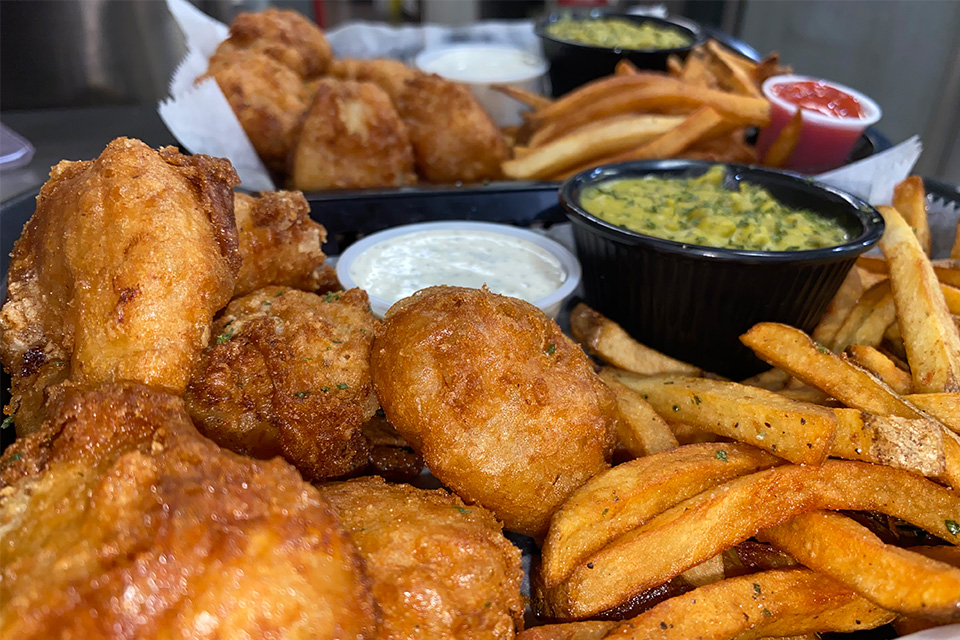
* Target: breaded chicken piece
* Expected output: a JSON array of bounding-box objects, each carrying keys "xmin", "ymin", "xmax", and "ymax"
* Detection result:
[
  {"xmin": 328, "ymin": 58, "xmax": 418, "ymax": 103},
  {"xmin": 397, "ymin": 74, "xmax": 508, "ymax": 183},
  {"xmin": 185, "ymin": 286, "xmax": 379, "ymax": 481},
  {"xmin": 233, "ymin": 190, "xmax": 334, "ymax": 296},
  {"xmin": 0, "ymin": 383, "xmax": 376, "ymax": 639},
  {"xmin": 0, "ymin": 138, "xmax": 240, "ymax": 436},
  {"xmin": 319, "ymin": 476, "xmax": 525, "ymax": 639},
  {"xmin": 220, "ymin": 8, "xmax": 332, "ymax": 79},
  {"xmin": 205, "ymin": 49, "xmax": 309, "ymax": 172},
  {"xmin": 289, "ymin": 78, "xmax": 417, "ymax": 191},
  {"xmin": 371, "ymin": 286, "xmax": 618, "ymax": 539}
]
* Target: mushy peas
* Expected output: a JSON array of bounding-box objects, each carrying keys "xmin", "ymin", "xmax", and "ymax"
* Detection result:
[
  {"xmin": 546, "ymin": 18, "xmax": 691, "ymax": 50},
  {"xmin": 579, "ymin": 166, "xmax": 850, "ymax": 252}
]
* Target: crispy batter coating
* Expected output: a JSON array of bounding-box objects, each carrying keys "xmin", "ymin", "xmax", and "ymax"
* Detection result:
[
  {"xmin": 233, "ymin": 190, "xmax": 333, "ymax": 296},
  {"xmin": 318, "ymin": 476, "xmax": 525, "ymax": 639},
  {"xmin": 0, "ymin": 138, "xmax": 240, "ymax": 436},
  {"xmin": 289, "ymin": 78, "xmax": 416, "ymax": 191},
  {"xmin": 371, "ymin": 286, "xmax": 618, "ymax": 538},
  {"xmin": 328, "ymin": 58, "xmax": 418, "ymax": 103},
  {"xmin": 360, "ymin": 412, "xmax": 424, "ymax": 482},
  {"xmin": 396, "ymin": 74, "xmax": 508, "ymax": 183},
  {"xmin": 0, "ymin": 383, "xmax": 377, "ymax": 639},
  {"xmin": 185, "ymin": 286, "xmax": 379, "ymax": 481},
  {"xmin": 222, "ymin": 8, "xmax": 332, "ymax": 79},
  {"xmin": 205, "ymin": 48, "xmax": 309, "ymax": 172}
]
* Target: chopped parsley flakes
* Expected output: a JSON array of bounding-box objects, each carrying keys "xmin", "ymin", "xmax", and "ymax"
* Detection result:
[
  {"xmin": 947, "ymin": 520, "xmax": 960, "ymax": 536},
  {"xmin": 715, "ymin": 449, "xmax": 728, "ymax": 462}
]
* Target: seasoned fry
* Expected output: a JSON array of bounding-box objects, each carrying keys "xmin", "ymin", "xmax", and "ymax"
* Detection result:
[
  {"xmin": 600, "ymin": 372, "xmax": 678, "ymax": 457},
  {"xmin": 491, "ymin": 83, "xmax": 553, "ymax": 110},
  {"xmin": 759, "ymin": 511, "xmax": 960, "ymax": 617},
  {"xmin": 933, "ymin": 259, "xmax": 960, "ymax": 288},
  {"xmin": 543, "ymin": 460, "xmax": 960, "ymax": 619},
  {"xmin": 943, "ymin": 283, "xmax": 960, "ymax": 314},
  {"xmin": 856, "ymin": 255, "xmax": 888, "ymax": 274},
  {"xmin": 570, "ymin": 304, "xmax": 701, "ymax": 376},
  {"xmin": 811, "ymin": 266, "xmax": 863, "ymax": 346},
  {"xmin": 879, "ymin": 205, "xmax": 960, "ymax": 392},
  {"xmin": 893, "ymin": 176, "xmax": 931, "ymax": 255},
  {"xmin": 846, "ymin": 344, "xmax": 912, "ymax": 394},
  {"xmin": 762, "ymin": 108, "xmax": 802, "ymax": 168},
  {"xmin": 517, "ymin": 621, "xmax": 616, "ymax": 640},
  {"xmin": 827, "ymin": 280, "xmax": 895, "ymax": 351},
  {"xmin": 741, "ymin": 322, "xmax": 926, "ymax": 419},
  {"xmin": 740, "ymin": 368, "xmax": 790, "ymax": 392},
  {"xmin": 906, "ymin": 393, "xmax": 960, "ymax": 432},
  {"xmin": 607, "ymin": 371, "xmax": 836, "ymax": 465}
]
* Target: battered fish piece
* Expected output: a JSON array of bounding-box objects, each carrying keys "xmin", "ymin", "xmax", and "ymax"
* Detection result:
[
  {"xmin": 372, "ymin": 286, "xmax": 618, "ymax": 538},
  {"xmin": 233, "ymin": 190, "xmax": 334, "ymax": 296},
  {"xmin": 0, "ymin": 138, "xmax": 240, "ymax": 435},
  {"xmin": 289, "ymin": 79, "xmax": 416, "ymax": 191},
  {"xmin": 185, "ymin": 286, "xmax": 379, "ymax": 481},
  {"xmin": 397, "ymin": 74, "xmax": 508, "ymax": 183},
  {"xmin": 328, "ymin": 58, "xmax": 418, "ymax": 103},
  {"xmin": 220, "ymin": 8, "xmax": 332, "ymax": 79},
  {"xmin": 319, "ymin": 476, "xmax": 525, "ymax": 639},
  {"xmin": 360, "ymin": 412, "xmax": 424, "ymax": 482},
  {"xmin": 205, "ymin": 48, "xmax": 309, "ymax": 172},
  {"xmin": 0, "ymin": 383, "xmax": 376, "ymax": 639}
]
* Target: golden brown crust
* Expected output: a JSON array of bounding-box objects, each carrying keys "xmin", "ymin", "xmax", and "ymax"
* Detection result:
[
  {"xmin": 226, "ymin": 8, "xmax": 332, "ymax": 79},
  {"xmin": 371, "ymin": 286, "xmax": 618, "ymax": 538},
  {"xmin": 319, "ymin": 476, "xmax": 525, "ymax": 639},
  {"xmin": 185, "ymin": 286, "xmax": 379, "ymax": 480},
  {"xmin": 328, "ymin": 58, "xmax": 419, "ymax": 103},
  {"xmin": 0, "ymin": 383, "xmax": 377, "ymax": 639},
  {"xmin": 0, "ymin": 138, "xmax": 240, "ymax": 435}
]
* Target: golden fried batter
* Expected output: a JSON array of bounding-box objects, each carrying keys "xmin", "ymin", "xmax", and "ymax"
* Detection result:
[
  {"xmin": 328, "ymin": 58, "xmax": 419, "ymax": 103},
  {"xmin": 0, "ymin": 383, "xmax": 376, "ymax": 639},
  {"xmin": 319, "ymin": 476, "xmax": 525, "ymax": 639},
  {"xmin": 360, "ymin": 412, "xmax": 424, "ymax": 482},
  {"xmin": 185, "ymin": 286, "xmax": 379, "ymax": 481},
  {"xmin": 205, "ymin": 49, "xmax": 309, "ymax": 172},
  {"xmin": 233, "ymin": 190, "xmax": 333, "ymax": 296},
  {"xmin": 397, "ymin": 74, "xmax": 508, "ymax": 183},
  {"xmin": 0, "ymin": 138, "xmax": 240, "ymax": 436},
  {"xmin": 221, "ymin": 8, "xmax": 332, "ymax": 79},
  {"xmin": 289, "ymin": 78, "xmax": 416, "ymax": 191},
  {"xmin": 371, "ymin": 286, "xmax": 618, "ymax": 538}
]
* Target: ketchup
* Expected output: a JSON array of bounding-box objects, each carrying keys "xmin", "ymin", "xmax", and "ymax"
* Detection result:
[{"xmin": 771, "ymin": 81, "xmax": 865, "ymax": 119}]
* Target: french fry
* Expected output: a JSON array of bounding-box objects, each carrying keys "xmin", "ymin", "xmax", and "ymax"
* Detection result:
[
  {"xmin": 892, "ymin": 176, "xmax": 931, "ymax": 255},
  {"xmin": 811, "ymin": 266, "xmax": 863, "ymax": 346},
  {"xmin": 570, "ymin": 304, "xmax": 701, "ymax": 376},
  {"xmin": 540, "ymin": 443, "xmax": 782, "ymax": 590},
  {"xmin": 846, "ymin": 344, "xmax": 912, "ymax": 394},
  {"xmin": 740, "ymin": 368, "xmax": 790, "ymax": 391},
  {"xmin": 680, "ymin": 50, "xmax": 719, "ymax": 88},
  {"xmin": 516, "ymin": 621, "xmax": 615, "ymax": 640},
  {"xmin": 740, "ymin": 322, "xmax": 926, "ymax": 419},
  {"xmin": 759, "ymin": 511, "xmax": 960, "ymax": 617},
  {"xmin": 665, "ymin": 55, "xmax": 682, "ymax": 77},
  {"xmin": 879, "ymin": 205, "xmax": 960, "ymax": 392},
  {"xmin": 906, "ymin": 393, "xmax": 960, "ymax": 433},
  {"xmin": 600, "ymin": 372, "xmax": 678, "ymax": 457},
  {"xmin": 942, "ymin": 283, "xmax": 960, "ymax": 314},
  {"xmin": 762, "ymin": 108, "xmax": 802, "ymax": 168},
  {"xmin": 491, "ymin": 83, "xmax": 553, "ymax": 110},
  {"xmin": 530, "ymin": 74, "xmax": 667, "ymax": 124},
  {"xmin": 679, "ymin": 554, "xmax": 725, "ymax": 588},
  {"xmin": 608, "ymin": 371, "xmax": 837, "ymax": 465},
  {"xmin": 752, "ymin": 51, "xmax": 791, "ymax": 84},
  {"xmin": 705, "ymin": 40, "xmax": 763, "ymax": 98},
  {"xmin": 827, "ymin": 280, "xmax": 895, "ymax": 351},
  {"xmin": 544, "ymin": 460, "xmax": 960, "ymax": 619},
  {"xmin": 934, "ymin": 259, "xmax": 960, "ymax": 288},
  {"xmin": 856, "ymin": 255, "xmax": 888, "ymax": 274}
]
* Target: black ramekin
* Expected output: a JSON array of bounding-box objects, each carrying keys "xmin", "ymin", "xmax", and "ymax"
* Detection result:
[
  {"xmin": 535, "ymin": 11, "xmax": 704, "ymax": 97},
  {"xmin": 560, "ymin": 160, "xmax": 885, "ymax": 379}
]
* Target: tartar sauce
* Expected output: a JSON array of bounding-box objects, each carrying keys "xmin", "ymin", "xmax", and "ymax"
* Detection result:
[
  {"xmin": 348, "ymin": 229, "xmax": 566, "ymax": 304},
  {"xmin": 417, "ymin": 46, "xmax": 546, "ymax": 84}
]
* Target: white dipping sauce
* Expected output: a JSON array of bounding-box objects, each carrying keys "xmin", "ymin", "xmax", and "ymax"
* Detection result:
[
  {"xmin": 417, "ymin": 46, "xmax": 546, "ymax": 84},
  {"xmin": 348, "ymin": 229, "xmax": 566, "ymax": 305}
]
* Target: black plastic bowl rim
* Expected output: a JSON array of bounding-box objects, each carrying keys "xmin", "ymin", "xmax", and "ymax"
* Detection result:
[
  {"xmin": 559, "ymin": 159, "xmax": 885, "ymax": 264},
  {"xmin": 534, "ymin": 10, "xmax": 705, "ymax": 54}
]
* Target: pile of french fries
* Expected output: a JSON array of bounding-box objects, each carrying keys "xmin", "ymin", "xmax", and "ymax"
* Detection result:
[
  {"xmin": 519, "ymin": 176, "xmax": 960, "ymax": 640},
  {"xmin": 497, "ymin": 41, "xmax": 795, "ymax": 182}
]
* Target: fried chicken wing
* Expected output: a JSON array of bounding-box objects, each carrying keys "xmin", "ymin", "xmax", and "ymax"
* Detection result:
[
  {"xmin": 371, "ymin": 286, "xmax": 618, "ymax": 538},
  {"xmin": 328, "ymin": 58, "xmax": 419, "ymax": 103},
  {"xmin": 289, "ymin": 78, "xmax": 416, "ymax": 191},
  {"xmin": 0, "ymin": 138, "xmax": 240, "ymax": 435},
  {"xmin": 0, "ymin": 383, "xmax": 377, "ymax": 639},
  {"xmin": 397, "ymin": 74, "xmax": 508, "ymax": 183},
  {"xmin": 319, "ymin": 476, "xmax": 524, "ymax": 639},
  {"xmin": 233, "ymin": 190, "xmax": 334, "ymax": 296},
  {"xmin": 221, "ymin": 8, "xmax": 332, "ymax": 79},
  {"xmin": 185, "ymin": 286, "xmax": 379, "ymax": 480}
]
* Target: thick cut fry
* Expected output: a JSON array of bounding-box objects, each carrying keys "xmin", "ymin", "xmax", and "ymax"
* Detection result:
[
  {"xmin": 517, "ymin": 621, "xmax": 616, "ymax": 640},
  {"xmin": 600, "ymin": 569, "xmax": 893, "ymax": 640},
  {"xmin": 600, "ymin": 373, "xmax": 678, "ymax": 456},
  {"xmin": 763, "ymin": 108, "xmax": 802, "ymax": 168},
  {"xmin": 831, "ymin": 408, "xmax": 960, "ymax": 486},
  {"xmin": 740, "ymin": 322, "xmax": 926, "ymax": 419},
  {"xmin": 811, "ymin": 266, "xmax": 863, "ymax": 346},
  {"xmin": 846, "ymin": 344, "xmax": 912, "ymax": 394},
  {"xmin": 943, "ymin": 283, "xmax": 960, "ymax": 314},
  {"xmin": 740, "ymin": 369, "xmax": 790, "ymax": 391},
  {"xmin": 608, "ymin": 372, "xmax": 836, "ymax": 465},
  {"xmin": 543, "ymin": 460, "xmax": 960, "ymax": 619},
  {"xmin": 856, "ymin": 255, "xmax": 888, "ymax": 274},
  {"xmin": 893, "ymin": 176, "xmax": 931, "ymax": 255},
  {"xmin": 531, "ymin": 74, "xmax": 668, "ymax": 124},
  {"xmin": 879, "ymin": 205, "xmax": 960, "ymax": 392},
  {"xmin": 759, "ymin": 511, "xmax": 960, "ymax": 617},
  {"xmin": 706, "ymin": 40, "xmax": 763, "ymax": 98},
  {"xmin": 570, "ymin": 304, "xmax": 701, "ymax": 376},
  {"xmin": 680, "ymin": 554, "xmax": 725, "ymax": 588},
  {"xmin": 610, "ymin": 106, "xmax": 727, "ymax": 163},
  {"xmin": 541, "ymin": 443, "xmax": 782, "ymax": 590},
  {"xmin": 827, "ymin": 280, "xmax": 895, "ymax": 351},
  {"xmin": 502, "ymin": 115, "xmax": 684, "ymax": 180},
  {"xmin": 681, "ymin": 51, "xmax": 719, "ymax": 88},
  {"xmin": 907, "ymin": 393, "xmax": 960, "ymax": 433},
  {"xmin": 491, "ymin": 83, "xmax": 552, "ymax": 110}
]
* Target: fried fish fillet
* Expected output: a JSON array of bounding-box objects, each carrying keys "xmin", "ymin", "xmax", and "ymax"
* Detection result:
[
  {"xmin": 233, "ymin": 190, "xmax": 334, "ymax": 296},
  {"xmin": 0, "ymin": 138, "xmax": 240, "ymax": 435},
  {"xmin": 319, "ymin": 476, "xmax": 525, "ymax": 639},
  {"xmin": 0, "ymin": 383, "xmax": 376, "ymax": 639},
  {"xmin": 185, "ymin": 286, "xmax": 379, "ymax": 481},
  {"xmin": 371, "ymin": 286, "xmax": 618, "ymax": 538},
  {"xmin": 289, "ymin": 78, "xmax": 416, "ymax": 191},
  {"xmin": 328, "ymin": 58, "xmax": 419, "ymax": 103},
  {"xmin": 219, "ymin": 8, "xmax": 332, "ymax": 79}
]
